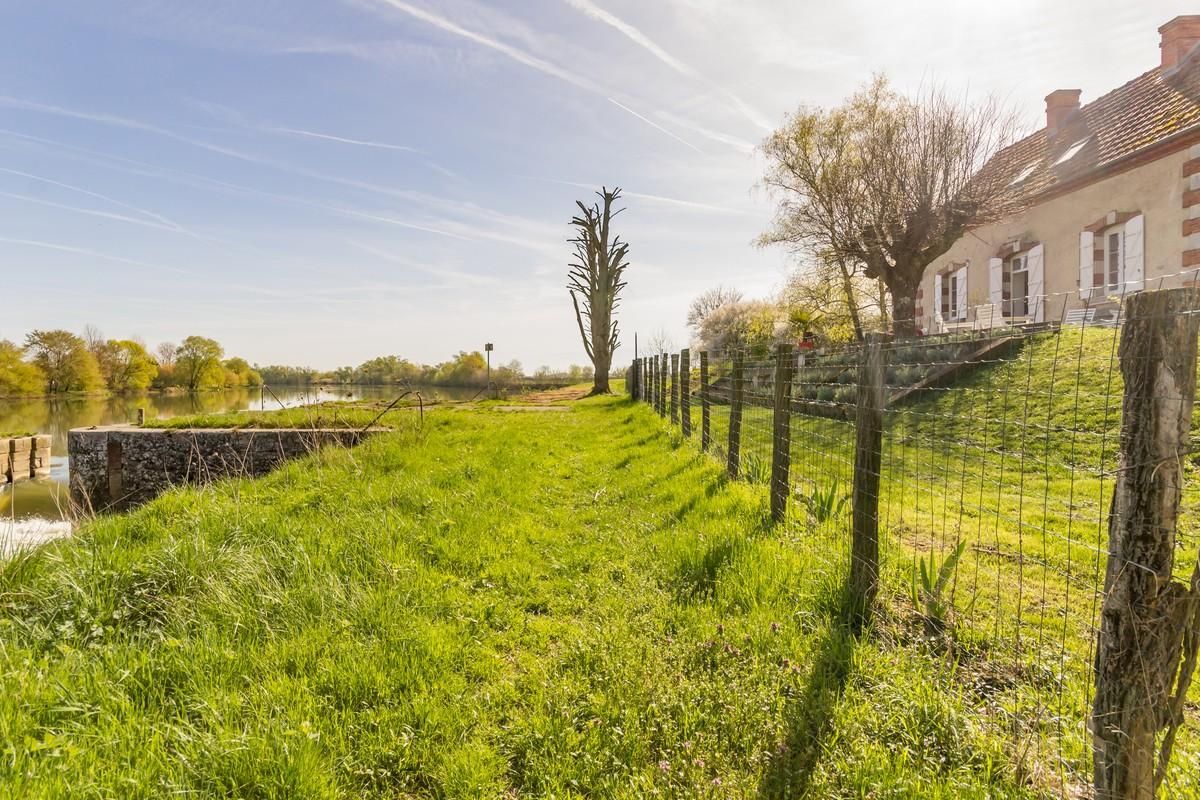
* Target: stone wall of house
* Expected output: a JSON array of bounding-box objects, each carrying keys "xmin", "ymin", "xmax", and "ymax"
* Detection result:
[
  {"xmin": 68, "ymin": 426, "xmax": 379, "ymax": 511},
  {"xmin": 919, "ymin": 145, "xmax": 1191, "ymax": 330},
  {"xmin": 3, "ymin": 435, "xmax": 51, "ymax": 483}
]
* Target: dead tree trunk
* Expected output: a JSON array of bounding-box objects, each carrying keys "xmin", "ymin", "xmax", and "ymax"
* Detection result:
[{"xmin": 1093, "ymin": 287, "xmax": 1200, "ymax": 799}]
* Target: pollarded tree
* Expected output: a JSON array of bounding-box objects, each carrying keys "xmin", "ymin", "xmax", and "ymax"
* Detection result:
[
  {"xmin": 568, "ymin": 187, "xmax": 630, "ymax": 395},
  {"xmin": 761, "ymin": 76, "xmax": 1020, "ymax": 337}
]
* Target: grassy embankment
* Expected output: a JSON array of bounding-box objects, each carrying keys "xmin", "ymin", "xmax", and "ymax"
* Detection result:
[
  {"xmin": 0, "ymin": 343, "xmax": 1197, "ymax": 797},
  {"xmin": 699, "ymin": 325, "xmax": 1200, "ymax": 790}
]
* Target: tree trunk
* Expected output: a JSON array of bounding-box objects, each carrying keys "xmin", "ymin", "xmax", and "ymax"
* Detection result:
[
  {"xmin": 837, "ymin": 260, "xmax": 865, "ymax": 343},
  {"xmin": 890, "ymin": 277, "xmax": 919, "ymax": 339}
]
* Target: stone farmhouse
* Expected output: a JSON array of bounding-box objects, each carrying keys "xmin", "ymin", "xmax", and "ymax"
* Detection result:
[{"xmin": 919, "ymin": 15, "xmax": 1200, "ymax": 332}]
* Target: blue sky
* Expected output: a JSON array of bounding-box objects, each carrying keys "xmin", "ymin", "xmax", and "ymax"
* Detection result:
[{"xmin": 0, "ymin": 0, "xmax": 1193, "ymax": 369}]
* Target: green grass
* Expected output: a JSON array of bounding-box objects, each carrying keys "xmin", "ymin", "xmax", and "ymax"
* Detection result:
[
  {"xmin": 685, "ymin": 326, "xmax": 1200, "ymax": 796},
  {"xmin": 0, "ymin": 392, "xmax": 1087, "ymax": 798}
]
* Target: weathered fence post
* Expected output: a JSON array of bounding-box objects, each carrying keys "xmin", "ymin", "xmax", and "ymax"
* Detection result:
[
  {"xmin": 680, "ymin": 349, "xmax": 692, "ymax": 438},
  {"xmin": 670, "ymin": 353, "xmax": 680, "ymax": 424},
  {"xmin": 770, "ymin": 343, "xmax": 795, "ymax": 523},
  {"xmin": 658, "ymin": 353, "xmax": 667, "ymax": 417},
  {"xmin": 1093, "ymin": 287, "xmax": 1200, "ymax": 800},
  {"xmin": 849, "ymin": 334, "xmax": 887, "ymax": 628},
  {"xmin": 699, "ymin": 351, "xmax": 711, "ymax": 451},
  {"xmin": 652, "ymin": 355, "xmax": 661, "ymax": 414},
  {"xmin": 726, "ymin": 350, "xmax": 744, "ymax": 479}
]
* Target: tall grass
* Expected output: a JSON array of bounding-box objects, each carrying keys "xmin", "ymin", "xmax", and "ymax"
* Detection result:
[{"xmin": 0, "ymin": 389, "xmax": 1188, "ymax": 797}]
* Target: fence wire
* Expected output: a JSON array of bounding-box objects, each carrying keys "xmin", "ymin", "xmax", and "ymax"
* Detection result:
[{"xmin": 630, "ymin": 282, "xmax": 1200, "ymax": 797}]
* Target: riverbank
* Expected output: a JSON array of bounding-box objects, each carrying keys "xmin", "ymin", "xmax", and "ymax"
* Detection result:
[{"xmin": 0, "ymin": 391, "xmax": 1078, "ymax": 797}]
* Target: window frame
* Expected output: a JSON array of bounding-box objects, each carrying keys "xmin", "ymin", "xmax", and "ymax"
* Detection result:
[
  {"xmin": 939, "ymin": 267, "xmax": 966, "ymax": 322},
  {"xmin": 1102, "ymin": 225, "xmax": 1125, "ymax": 293},
  {"xmin": 1003, "ymin": 254, "xmax": 1029, "ymax": 318}
]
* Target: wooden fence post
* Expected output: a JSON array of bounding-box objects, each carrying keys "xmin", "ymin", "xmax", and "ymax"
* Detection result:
[
  {"xmin": 770, "ymin": 343, "xmax": 795, "ymax": 523},
  {"xmin": 699, "ymin": 352, "xmax": 710, "ymax": 451},
  {"xmin": 849, "ymin": 334, "xmax": 887, "ymax": 628},
  {"xmin": 652, "ymin": 357, "xmax": 662, "ymax": 417},
  {"xmin": 659, "ymin": 354, "xmax": 667, "ymax": 417},
  {"xmin": 1093, "ymin": 287, "xmax": 1200, "ymax": 800},
  {"xmin": 726, "ymin": 351, "xmax": 744, "ymax": 479},
  {"xmin": 670, "ymin": 354, "xmax": 680, "ymax": 424},
  {"xmin": 680, "ymin": 349, "xmax": 692, "ymax": 438},
  {"xmin": 630, "ymin": 359, "xmax": 638, "ymax": 399}
]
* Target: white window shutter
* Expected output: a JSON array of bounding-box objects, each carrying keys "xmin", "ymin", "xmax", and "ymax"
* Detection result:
[
  {"xmin": 1079, "ymin": 230, "xmax": 1095, "ymax": 300},
  {"xmin": 955, "ymin": 266, "xmax": 968, "ymax": 321},
  {"xmin": 1124, "ymin": 214, "xmax": 1144, "ymax": 293},
  {"xmin": 1027, "ymin": 244, "xmax": 1045, "ymax": 323},
  {"xmin": 933, "ymin": 272, "xmax": 943, "ymax": 324},
  {"xmin": 989, "ymin": 258, "xmax": 1003, "ymax": 305}
]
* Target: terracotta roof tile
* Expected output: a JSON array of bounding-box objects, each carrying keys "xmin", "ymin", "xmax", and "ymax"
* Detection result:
[{"xmin": 989, "ymin": 59, "xmax": 1200, "ymax": 199}]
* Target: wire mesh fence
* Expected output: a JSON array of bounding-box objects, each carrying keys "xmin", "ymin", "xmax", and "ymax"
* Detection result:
[{"xmin": 628, "ymin": 284, "xmax": 1200, "ymax": 798}]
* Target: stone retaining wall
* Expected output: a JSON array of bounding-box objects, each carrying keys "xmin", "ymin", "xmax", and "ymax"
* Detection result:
[
  {"xmin": 68, "ymin": 426, "xmax": 379, "ymax": 511},
  {"xmin": 3, "ymin": 435, "xmax": 51, "ymax": 483}
]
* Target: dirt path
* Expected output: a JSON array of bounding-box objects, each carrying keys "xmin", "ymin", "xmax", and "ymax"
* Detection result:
[{"xmin": 516, "ymin": 387, "xmax": 590, "ymax": 405}]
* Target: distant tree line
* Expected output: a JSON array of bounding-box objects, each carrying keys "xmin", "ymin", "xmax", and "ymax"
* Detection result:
[
  {"xmin": 0, "ymin": 328, "xmax": 262, "ymax": 398},
  {"xmin": 258, "ymin": 352, "xmax": 594, "ymax": 388},
  {"xmin": 0, "ymin": 329, "xmax": 596, "ymax": 398}
]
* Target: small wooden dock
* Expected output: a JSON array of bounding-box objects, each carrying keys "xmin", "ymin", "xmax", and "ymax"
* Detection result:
[{"xmin": 3, "ymin": 435, "xmax": 51, "ymax": 483}]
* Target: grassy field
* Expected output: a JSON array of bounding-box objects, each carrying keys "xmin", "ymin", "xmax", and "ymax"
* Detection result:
[
  {"xmin": 3, "ymin": 389, "xmax": 1104, "ymax": 798},
  {"xmin": 691, "ymin": 326, "xmax": 1200, "ymax": 795}
]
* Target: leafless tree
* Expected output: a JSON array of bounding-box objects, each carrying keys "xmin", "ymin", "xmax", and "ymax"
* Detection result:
[
  {"xmin": 646, "ymin": 329, "xmax": 674, "ymax": 356},
  {"xmin": 156, "ymin": 342, "xmax": 177, "ymax": 368},
  {"xmin": 82, "ymin": 324, "xmax": 105, "ymax": 356},
  {"xmin": 761, "ymin": 76, "xmax": 1021, "ymax": 337},
  {"xmin": 686, "ymin": 286, "xmax": 743, "ymax": 332},
  {"xmin": 568, "ymin": 187, "xmax": 630, "ymax": 395}
]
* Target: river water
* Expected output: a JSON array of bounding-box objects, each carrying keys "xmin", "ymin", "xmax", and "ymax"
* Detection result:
[{"xmin": 0, "ymin": 385, "xmax": 476, "ymax": 552}]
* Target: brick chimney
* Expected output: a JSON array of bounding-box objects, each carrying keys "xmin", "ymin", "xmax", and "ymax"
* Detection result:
[
  {"xmin": 1045, "ymin": 89, "xmax": 1081, "ymax": 136},
  {"xmin": 1160, "ymin": 15, "xmax": 1200, "ymax": 70}
]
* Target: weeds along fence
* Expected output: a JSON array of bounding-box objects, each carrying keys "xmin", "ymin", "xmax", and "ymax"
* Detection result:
[{"xmin": 628, "ymin": 285, "xmax": 1200, "ymax": 799}]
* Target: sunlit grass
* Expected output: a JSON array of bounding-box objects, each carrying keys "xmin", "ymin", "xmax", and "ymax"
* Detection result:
[{"xmin": 1, "ymin": 367, "xmax": 1196, "ymax": 797}]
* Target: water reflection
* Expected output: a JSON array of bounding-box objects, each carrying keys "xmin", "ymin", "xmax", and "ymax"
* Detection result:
[{"xmin": 0, "ymin": 384, "xmax": 475, "ymax": 528}]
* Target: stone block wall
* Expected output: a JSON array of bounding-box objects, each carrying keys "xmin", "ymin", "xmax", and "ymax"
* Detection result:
[
  {"xmin": 68, "ymin": 426, "xmax": 379, "ymax": 511},
  {"xmin": 4, "ymin": 435, "xmax": 51, "ymax": 483}
]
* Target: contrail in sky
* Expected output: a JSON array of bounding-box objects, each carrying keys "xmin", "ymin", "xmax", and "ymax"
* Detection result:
[{"xmin": 607, "ymin": 98, "xmax": 703, "ymax": 154}]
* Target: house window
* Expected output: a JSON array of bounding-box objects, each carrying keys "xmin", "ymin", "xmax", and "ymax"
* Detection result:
[
  {"xmin": 939, "ymin": 268, "xmax": 966, "ymax": 322},
  {"xmin": 1003, "ymin": 255, "xmax": 1029, "ymax": 318},
  {"xmin": 1102, "ymin": 226, "xmax": 1124, "ymax": 292}
]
